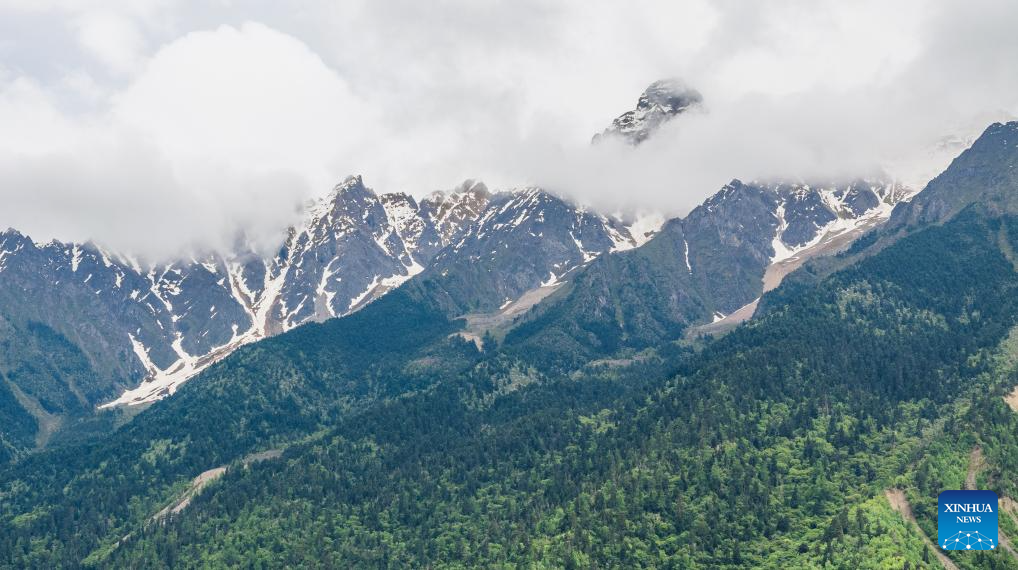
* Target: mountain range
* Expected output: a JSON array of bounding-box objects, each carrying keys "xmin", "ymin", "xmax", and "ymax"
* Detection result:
[
  {"xmin": 0, "ymin": 175, "xmax": 659, "ymax": 410},
  {"xmin": 0, "ymin": 170, "xmax": 911, "ymax": 453},
  {"xmin": 2, "ymin": 118, "xmax": 1018, "ymax": 567},
  {"xmin": 0, "ymin": 80, "xmax": 918, "ymax": 450},
  {"xmin": 8, "ymin": 80, "xmax": 1018, "ymax": 569}
]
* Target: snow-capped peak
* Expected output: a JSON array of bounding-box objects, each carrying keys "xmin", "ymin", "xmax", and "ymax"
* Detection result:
[{"xmin": 595, "ymin": 78, "xmax": 703, "ymax": 145}]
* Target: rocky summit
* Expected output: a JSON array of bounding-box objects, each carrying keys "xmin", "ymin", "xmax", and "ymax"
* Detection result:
[{"xmin": 594, "ymin": 78, "xmax": 703, "ymax": 145}]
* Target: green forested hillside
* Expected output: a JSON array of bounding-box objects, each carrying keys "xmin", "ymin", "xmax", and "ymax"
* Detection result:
[
  {"xmin": 502, "ymin": 220, "xmax": 709, "ymax": 372},
  {"xmin": 0, "ymin": 285, "xmax": 483, "ymax": 567},
  {"xmin": 5, "ymin": 206, "xmax": 1018, "ymax": 568},
  {"xmin": 0, "ymin": 317, "xmax": 112, "ymax": 462}
]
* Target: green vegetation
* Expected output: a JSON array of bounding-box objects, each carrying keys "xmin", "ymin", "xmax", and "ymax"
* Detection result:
[
  {"xmin": 0, "ymin": 286, "xmax": 480, "ymax": 567},
  {"xmin": 503, "ymin": 221, "xmax": 709, "ymax": 372},
  {"xmin": 4, "ymin": 208, "xmax": 1018, "ymax": 568},
  {"xmin": 0, "ymin": 317, "xmax": 112, "ymax": 460}
]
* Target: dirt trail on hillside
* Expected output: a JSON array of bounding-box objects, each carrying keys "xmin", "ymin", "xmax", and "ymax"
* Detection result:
[
  {"xmin": 1005, "ymin": 385, "xmax": 1018, "ymax": 412},
  {"xmin": 151, "ymin": 448, "xmax": 284, "ymax": 523},
  {"xmin": 996, "ymin": 497, "xmax": 1018, "ymax": 559},
  {"xmin": 456, "ymin": 282, "xmax": 564, "ymax": 347},
  {"xmin": 999, "ymin": 530, "xmax": 1018, "ymax": 559},
  {"xmin": 151, "ymin": 467, "xmax": 226, "ymax": 522},
  {"xmin": 688, "ymin": 298, "xmax": 760, "ymax": 338},
  {"xmin": 965, "ymin": 446, "xmax": 985, "ymax": 490},
  {"xmin": 1002, "ymin": 497, "xmax": 1018, "ymax": 519},
  {"xmin": 885, "ymin": 488, "xmax": 959, "ymax": 570},
  {"xmin": 2, "ymin": 374, "xmax": 63, "ymax": 448},
  {"xmin": 689, "ymin": 215, "xmax": 884, "ymax": 339},
  {"xmin": 963, "ymin": 446, "xmax": 1018, "ymax": 560}
]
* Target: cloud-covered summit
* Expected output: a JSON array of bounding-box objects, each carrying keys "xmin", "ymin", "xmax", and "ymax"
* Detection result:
[
  {"xmin": 0, "ymin": 1, "xmax": 1015, "ymax": 258},
  {"xmin": 594, "ymin": 79, "xmax": 703, "ymax": 146}
]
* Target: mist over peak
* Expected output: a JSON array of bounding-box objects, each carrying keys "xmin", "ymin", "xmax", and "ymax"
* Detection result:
[
  {"xmin": 594, "ymin": 78, "xmax": 703, "ymax": 146},
  {"xmin": 0, "ymin": 1, "xmax": 1016, "ymax": 258}
]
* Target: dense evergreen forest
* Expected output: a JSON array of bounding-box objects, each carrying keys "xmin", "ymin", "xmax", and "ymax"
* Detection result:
[{"xmin": 2, "ymin": 200, "xmax": 1018, "ymax": 568}]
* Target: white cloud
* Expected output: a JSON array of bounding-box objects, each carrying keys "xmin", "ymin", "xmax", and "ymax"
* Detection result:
[
  {"xmin": 74, "ymin": 12, "xmax": 146, "ymax": 74},
  {"xmin": 0, "ymin": 22, "xmax": 372, "ymax": 257},
  {"xmin": 0, "ymin": 0, "xmax": 1016, "ymax": 257},
  {"xmin": 114, "ymin": 22, "xmax": 372, "ymax": 193},
  {"xmin": 0, "ymin": 76, "xmax": 81, "ymax": 155}
]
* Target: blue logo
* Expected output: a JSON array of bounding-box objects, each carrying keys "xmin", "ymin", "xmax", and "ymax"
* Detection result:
[{"xmin": 938, "ymin": 490, "xmax": 998, "ymax": 551}]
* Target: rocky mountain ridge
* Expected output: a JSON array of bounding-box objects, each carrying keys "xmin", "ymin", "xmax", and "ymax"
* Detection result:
[
  {"xmin": 594, "ymin": 78, "xmax": 703, "ymax": 145},
  {"xmin": 0, "ymin": 176, "xmax": 657, "ymax": 407},
  {"xmin": 0, "ymin": 79, "xmax": 920, "ymax": 432}
]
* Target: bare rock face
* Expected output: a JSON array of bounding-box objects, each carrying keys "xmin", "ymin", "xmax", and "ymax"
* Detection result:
[
  {"xmin": 888, "ymin": 121, "xmax": 1018, "ymax": 230},
  {"xmin": 423, "ymin": 187, "xmax": 643, "ymax": 313},
  {"xmin": 0, "ymin": 174, "xmax": 646, "ymax": 407},
  {"xmin": 419, "ymin": 179, "xmax": 492, "ymax": 247},
  {"xmin": 594, "ymin": 79, "xmax": 702, "ymax": 145},
  {"xmin": 678, "ymin": 178, "xmax": 910, "ymax": 314},
  {"xmin": 0, "ymin": 166, "xmax": 913, "ymax": 410},
  {"xmin": 0, "ymin": 79, "xmax": 927, "ymax": 424},
  {"xmin": 0, "ymin": 175, "xmax": 493, "ymax": 407}
]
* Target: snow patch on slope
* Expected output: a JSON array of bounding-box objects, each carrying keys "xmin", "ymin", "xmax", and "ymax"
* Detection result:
[
  {"xmin": 97, "ymin": 178, "xmax": 670, "ymax": 407},
  {"xmin": 102, "ymin": 333, "xmax": 200, "ymax": 407},
  {"xmin": 770, "ymin": 181, "xmax": 915, "ymax": 264},
  {"xmin": 627, "ymin": 212, "xmax": 666, "ymax": 247}
]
